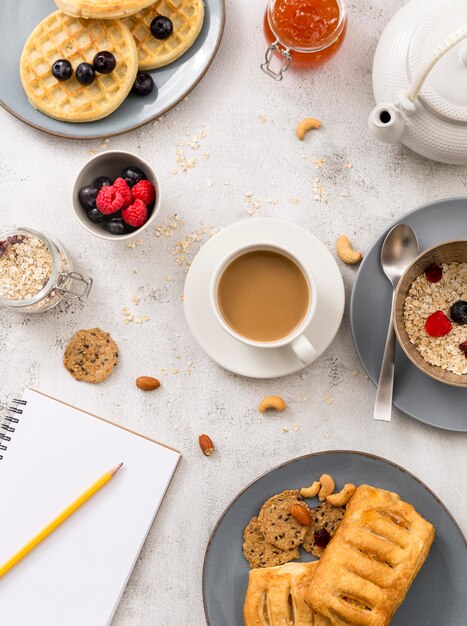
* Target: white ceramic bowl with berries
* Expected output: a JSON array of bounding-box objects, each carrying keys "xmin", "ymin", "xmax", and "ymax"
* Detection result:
[{"xmin": 72, "ymin": 150, "xmax": 161, "ymax": 241}]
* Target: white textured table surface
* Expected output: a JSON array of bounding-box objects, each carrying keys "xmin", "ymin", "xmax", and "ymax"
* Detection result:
[{"xmin": 1, "ymin": 0, "xmax": 466, "ymax": 624}]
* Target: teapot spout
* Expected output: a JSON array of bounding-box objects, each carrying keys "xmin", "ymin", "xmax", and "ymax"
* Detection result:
[{"xmin": 368, "ymin": 103, "xmax": 405, "ymax": 144}]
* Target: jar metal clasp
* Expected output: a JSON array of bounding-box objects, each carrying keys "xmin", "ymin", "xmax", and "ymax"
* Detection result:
[
  {"xmin": 261, "ymin": 40, "xmax": 292, "ymax": 81},
  {"xmin": 56, "ymin": 272, "xmax": 93, "ymax": 303}
]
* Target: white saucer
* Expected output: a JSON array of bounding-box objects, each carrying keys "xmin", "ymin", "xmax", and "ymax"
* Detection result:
[{"xmin": 183, "ymin": 219, "xmax": 345, "ymax": 378}]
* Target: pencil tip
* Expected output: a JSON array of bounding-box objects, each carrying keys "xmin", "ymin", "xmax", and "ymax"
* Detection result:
[{"xmin": 110, "ymin": 462, "xmax": 124, "ymax": 476}]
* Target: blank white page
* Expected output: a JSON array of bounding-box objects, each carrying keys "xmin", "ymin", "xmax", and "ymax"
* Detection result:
[{"xmin": 0, "ymin": 388, "xmax": 180, "ymax": 626}]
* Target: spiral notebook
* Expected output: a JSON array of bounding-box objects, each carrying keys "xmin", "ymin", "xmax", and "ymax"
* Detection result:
[{"xmin": 0, "ymin": 388, "xmax": 180, "ymax": 626}]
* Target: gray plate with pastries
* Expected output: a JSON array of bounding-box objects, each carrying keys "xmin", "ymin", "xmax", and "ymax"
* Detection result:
[
  {"xmin": 203, "ymin": 450, "xmax": 466, "ymax": 625},
  {"xmin": 351, "ymin": 198, "xmax": 467, "ymax": 432},
  {"xmin": 0, "ymin": 0, "xmax": 225, "ymax": 139}
]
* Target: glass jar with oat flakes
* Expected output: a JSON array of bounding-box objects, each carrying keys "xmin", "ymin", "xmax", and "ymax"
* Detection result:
[{"xmin": 0, "ymin": 228, "xmax": 92, "ymax": 313}]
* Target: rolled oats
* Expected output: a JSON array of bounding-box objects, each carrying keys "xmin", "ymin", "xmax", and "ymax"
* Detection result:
[
  {"xmin": 403, "ymin": 262, "xmax": 467, "ymax": 376},
  {"xmin": 0, "ymin": 234, "xmax": 52, "ymax": 301}
]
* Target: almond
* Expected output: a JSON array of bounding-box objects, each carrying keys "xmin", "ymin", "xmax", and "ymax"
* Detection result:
[
  {"xmin": 199, "ymin": 434, "xmax": 215, "ymax": 456},
  {"xmin": 291, "ymin": 503, "xmax": 312, "ymax": 527},
  {"xmin": 136, "ymin": 376, "xmax": 161, "ymax": 391}
]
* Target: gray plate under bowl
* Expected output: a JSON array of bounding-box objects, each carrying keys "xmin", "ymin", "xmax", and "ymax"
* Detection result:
[
  {"xmin": 351, "ymin": 198, "xmax": 467, "ymax": 432},
  {"xmin": 202, "ymin": 451, "xmax": 467, "ymax": 626},
  {"xmin": 0, "ymin": 0, "xmax": 225, "ymax": 139}
]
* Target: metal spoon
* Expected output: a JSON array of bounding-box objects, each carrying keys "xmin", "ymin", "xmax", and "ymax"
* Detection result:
[{"xmin": 374, "ymin": 224, "xmax": 419, "ymax": 422}]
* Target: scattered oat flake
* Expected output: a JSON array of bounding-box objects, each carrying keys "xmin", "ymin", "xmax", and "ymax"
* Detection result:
[
  {"xmin": 312, "ymin": 178, "xmax": 328, "ymax": 203},
  {"xmin": 293, "ymin": 424, "xmax": 300, "ymax": 432},
  {"xmin": 135, "ymin": 317, "xmax": 142, "ymax": 324},
  {"xmin": 341, "ymin": 191, "xmax": 349, "ymax": 197},
  {"xmin": 282, "ymin": 426, "xmax": 289, "ymax": 433},
  {"xmin": 313, "ymin": 157, "xmax": 326, "ymax": 169},
  {"xmin": 289, "ymin": 197, "xmax": 299, "ymax": 204},
  {"xmin": 352, "ymin": 370, "xmax": 359, "ymax": 376},
  {"xmin": 258, "ymin": 114, "xmax": 267, "ymax": 123},
  {"xmin": 128, "ymin": 241, "xmax": 136, "ymax": 249},
  {"xmin": 172, "ymin": 368, "xmax": 179, "ymax": 374},
  {"xmin": 325, "ymin": 397, "xmax": 334, "ymax": 405},
  {"xmin": 345, "ymin": 162, "xmax": 353, "ymax": 168},
  {"xmin": 160, "ymin": 368, "xmax": 168, "ymax": 376},
  {"xmin": 143, "ymin": 315, "xmax": 149, "ymax": 321},
  {"xmin": 185, "ymin": 368, "xmax": 191, "ymax": 375}
]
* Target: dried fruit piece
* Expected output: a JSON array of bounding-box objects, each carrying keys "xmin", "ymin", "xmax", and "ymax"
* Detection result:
[
  {"xmin": 424, "ymin": 263, "xmax": 443, "ymax": 283},
  {"xmin": 136, "ymin": 376, "xmax": 160, "ymax": 391},
  {"xmin": 199, "ymin": 434, "xmax": 215, "ymax": 456},
  {"xmin": 314, "ymin": 528, "xmax": 331, "ymax": 548},
  {"xmin": 424, "ymin": 311, "xmax": 452, "ymax": 337},
  {"xmin": 291, "ymin": 503, "xmax": 312, "ymax": 527}
]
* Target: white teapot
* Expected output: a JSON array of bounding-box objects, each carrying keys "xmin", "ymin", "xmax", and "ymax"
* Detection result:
[{"xmin": 368, "ymin": 0, "xmax": 467, "ymax": 164}]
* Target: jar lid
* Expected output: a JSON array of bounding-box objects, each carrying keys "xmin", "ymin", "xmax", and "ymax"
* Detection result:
[{"xmin": 408, "ymin": 1, "xmax": 467, "ymax": 123}]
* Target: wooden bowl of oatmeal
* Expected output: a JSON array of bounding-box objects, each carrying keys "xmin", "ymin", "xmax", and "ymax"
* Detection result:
[{"xmin": 394, "ymin": 240, "xmax": 467, "ymax": 388}]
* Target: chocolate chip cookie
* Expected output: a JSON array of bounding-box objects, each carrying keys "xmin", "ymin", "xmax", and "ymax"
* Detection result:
[
  {"xmin": 243, "ymin": 516, "xmax": 299, "ymax": 569},
  {"xmin": 64, "ymin": 328, "xmax": 118, "ymax": 383}
]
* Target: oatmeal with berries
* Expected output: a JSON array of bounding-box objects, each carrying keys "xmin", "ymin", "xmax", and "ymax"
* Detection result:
[{"xmin": 403, "ymin": 262, "xmax": 467, "ymax": 376}]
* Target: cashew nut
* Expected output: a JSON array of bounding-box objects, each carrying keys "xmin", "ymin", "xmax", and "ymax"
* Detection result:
[
  {"xmin": 300, "ymin": 481, "xmax": 321, "ymax": 498},
  {"xmin": 336, "ymin": 235, "xmax": 363, "ymax": 265},
  {"xmin": 318, "ymin": 474, "xmax": 335, "ymax": 501},
  {"xmin": 296, "ymin": 117, "xmax": 321, "ymax": 141},
  {"xmin": 327, "ymin": 483, "xmax": 356, "ymax": 507},
  {"xmin": 258, "ymin": 395, "xmax": 287, "ymax": 413}
]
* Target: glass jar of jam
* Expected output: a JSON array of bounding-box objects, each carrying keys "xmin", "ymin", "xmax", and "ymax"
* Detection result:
[
  {"xmin": 262, "ymin": 0, "xmax": 348, "ymax": 80},
  {"xmin": 0, "ymin": 228, "xmax": 92, "ymax": 314}
]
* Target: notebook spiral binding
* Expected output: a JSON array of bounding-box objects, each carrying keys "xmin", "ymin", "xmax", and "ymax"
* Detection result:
[{"xmin": 0, "ymin": 399, "xmax": 26, "ymax": 460}]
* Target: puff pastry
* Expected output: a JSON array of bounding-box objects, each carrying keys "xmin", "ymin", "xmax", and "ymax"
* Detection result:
[
  {"xmin": 305, "ymin": 485, "xmax": 435, "ymax": 625},
  {"xmin": 244, "ymin": 561, "xmax": 319, "ymax": 625}
]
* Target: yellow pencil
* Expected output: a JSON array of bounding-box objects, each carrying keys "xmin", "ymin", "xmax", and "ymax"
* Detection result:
[{"xmin": 0, "ymin": 463, "xmax": 123, "ymax": 578}]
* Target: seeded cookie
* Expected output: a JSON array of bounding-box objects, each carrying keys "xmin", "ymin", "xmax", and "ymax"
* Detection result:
[
  {"xmin": 64, "ymin": 328, "xmax": 118, "ymax": 383},
  {"xmin": 243, "ymin": 516, "xmax": 299, "ymax": 569},
  {"xmin": 257, "ymin": 490, "xmax": 310, "ymax": 551},
  {"xmin": 302, "ymin": 501, "xmax": 345, "ymax": 558}
]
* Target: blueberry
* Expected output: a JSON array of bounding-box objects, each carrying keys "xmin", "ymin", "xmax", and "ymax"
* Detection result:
[
  {"xmin": 51, "ymin": 59, "xmax": 73, "ymax": 81},
  {"xmin": 78, "ymin": 185, "xmax": 99, "ymax": 210},
  {"xmin": 76, "ymin": 62, "xmax": 95, "ymax": 85},
  {"xmin": 93, "ymin": 51, "xmax": 116, "ymax": 74},
  {"xmin": 107, "ymin": 217, "xmax": 127, "ymax": 235},
  {"xmin": 93, "ymin": 176, "xmax": 113, "ymax": 189},
  {"xmin": 150, "ymin": 15, "xmax": 173, "ymax": 39},
  {"xmin": 450, "ymin": 300, "xmax": 467, "ymax": 325},
  {"xmin": 87, "ymin": 208, "xmax": 105, "ymax": 223},
  {"xmin": 132, "ymin": 72, "xmax": 155, "ymax": 96},
  {"xmin": 121, "ymin": 166, "xmax": 147, "ymax": 188}
]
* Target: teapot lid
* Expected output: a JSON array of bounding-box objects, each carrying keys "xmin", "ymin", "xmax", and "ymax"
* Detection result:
[{"xmin": 408, "ymin": 2, "xmax": 467, "ymax": 123}]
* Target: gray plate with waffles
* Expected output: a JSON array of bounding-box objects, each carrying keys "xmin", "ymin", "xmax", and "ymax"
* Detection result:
[
  {"xmin": 203, "ymin": 450, "xmax": 467, "ymax": 625},
  {"xmin": 0, "ymin": 0, "xmax": 225, "ymax": 139}
]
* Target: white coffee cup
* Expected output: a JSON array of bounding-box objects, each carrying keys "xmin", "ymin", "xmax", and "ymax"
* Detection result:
[{"xmin": 210, "ymin": 243, "xmax": 317, "ymax": 364}]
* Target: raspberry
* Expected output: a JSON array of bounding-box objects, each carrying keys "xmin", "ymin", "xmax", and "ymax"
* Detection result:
[
  {"xmin": 424, "ymin": 263, "xmax": 443, "ymax": 283},
  {"xmin": 112, "ymin": 177, "xmax": 132, "ymax": 209},
  {"xmin": 424, "ymin": 311, "xmax": 452, "ymax": 337},
  {"xmin": 122, "ymin": 199, "xmax": 147, "ymax": 228},
  {"xmin": 131, "ymin": 179, "xmax": 155, "ymax": 206},
  {"xmin": 96, "ymin": 186, "xmax": 124, "ymax": 215}
]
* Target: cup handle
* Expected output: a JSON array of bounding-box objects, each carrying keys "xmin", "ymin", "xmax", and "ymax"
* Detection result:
[{"xmin": 291, "ymin": 335, "xmax": 317, "ymax": 364}]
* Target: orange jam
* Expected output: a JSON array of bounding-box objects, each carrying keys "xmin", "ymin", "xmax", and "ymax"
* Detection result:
[{"xmin": 264, "ymin": 0, "xmax": 347, "ymax": 68}]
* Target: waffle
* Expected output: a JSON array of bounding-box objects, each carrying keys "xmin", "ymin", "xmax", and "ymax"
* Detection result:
[
  {"xmin": 124, "ymin": 0, "xmax": 204, "ymax": 70},
  {"xmin": 20, "ymin": 11, "xmax": 138, "ymax": 123},
  {"xmin": 55, "ymin": 0, "xmax": 156, "ymax": 20}
]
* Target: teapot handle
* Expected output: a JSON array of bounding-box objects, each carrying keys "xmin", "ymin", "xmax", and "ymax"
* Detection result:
[{"xmin": 402, "ymin": 23, "xmax": 467, "ymax": 109}]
